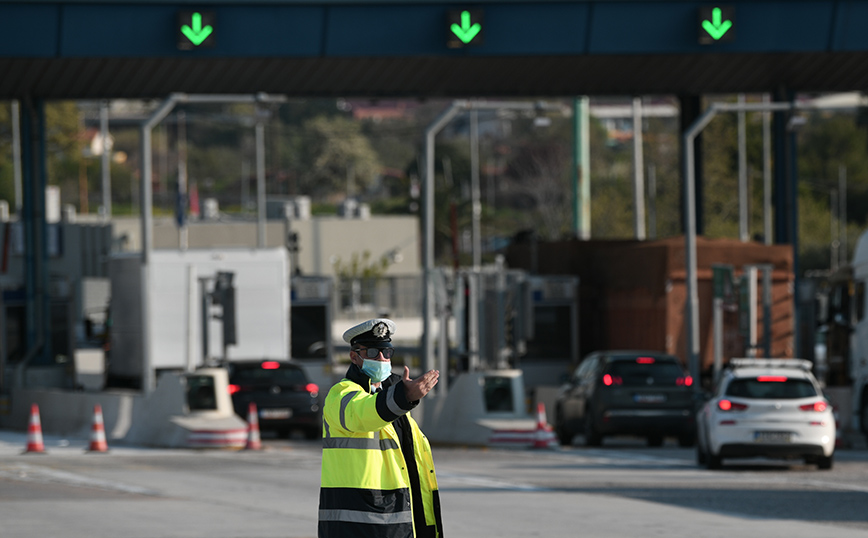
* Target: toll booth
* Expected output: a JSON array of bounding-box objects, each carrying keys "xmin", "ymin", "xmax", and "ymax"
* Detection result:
[
  {"xmin": 519, "ymin": 275, "xmax": 581, "ymax": 389},
  {"xmin": 454, "ymin": 268, "xmax": 579, "ymax": 390}
]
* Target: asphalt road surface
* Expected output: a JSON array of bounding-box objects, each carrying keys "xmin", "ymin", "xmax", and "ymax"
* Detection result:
[{"xmin": 1, "ymin": 430, "xmax": 867, "ymax": 538}]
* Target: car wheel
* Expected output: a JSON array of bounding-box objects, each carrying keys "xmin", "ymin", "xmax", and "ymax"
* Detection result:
[
  {"xmin": 305, "ymin": 427, "xmax": 321, "ymax": 441},
  {"xmin": 696, "ymin": 444, "xmax": 707, "ymax": 466},
  {"xmin": 555, "ymin": 406, "xmax": 574, "ymax": 446},
  {"xmin": 706, "ymin": 452, "xmax": 722, "ymax": 470},
  {"xmin": 584, "ymin": 409, "xmax": 602, "ymax": 447},
  {"xmin": 861, "ymin": 395, "xmax": 868, "ymax": 437},
  {"xmin": 647, "ymin": 435, "xmax": 664, "ymax": 447},
  {"xmin": 816, "ymin": 454, "xmax": 834, "ymax": 470}
]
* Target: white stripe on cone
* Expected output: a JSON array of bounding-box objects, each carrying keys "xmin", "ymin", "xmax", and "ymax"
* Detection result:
[
  {"xmin": 245, "ymin": 402, "xmax": 262, "ymax": 450},
  {"xmin": 25, "ymin": 403, "xmax": 45, "ymax": 454},
  {"xmin": 88, "ymin": 404, "xmax": 109, "ymax": 452}
]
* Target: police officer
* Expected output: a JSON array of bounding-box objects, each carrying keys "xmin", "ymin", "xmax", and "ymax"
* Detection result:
[{"xmin": 319, "ymin": 318, "xmax": 443, "ymax": 538}]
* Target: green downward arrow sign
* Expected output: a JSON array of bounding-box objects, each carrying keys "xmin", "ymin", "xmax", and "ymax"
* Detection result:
[
  {"xmin": 450, "ymin": 11, "xmax": 481, "ymax": 44},
  {"xmin": 702, "ymin": 7, "xmax": 732, "ymax": 41},
  {"xmin": 182, "ymin": 12, "xmax": 213, "ymax": 46}
]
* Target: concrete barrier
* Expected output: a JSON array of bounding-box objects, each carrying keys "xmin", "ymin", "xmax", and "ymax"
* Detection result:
[
  {"xmin": 423, "ymin": 370, "xmax": 537, "ymax": 447},
  {"xmin": 0, "ymin": 368, "xmax": 247, "ymax": 448}
]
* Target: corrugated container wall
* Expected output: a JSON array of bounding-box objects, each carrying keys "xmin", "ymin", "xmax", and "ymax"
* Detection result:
[{"xmin": 505, "ymin": 236, "xmax": 794, "ymax": 378}]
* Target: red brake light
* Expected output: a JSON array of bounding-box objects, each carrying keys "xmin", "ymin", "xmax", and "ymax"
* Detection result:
[
  {"xmin": 602, "ymin": 374, "xmax": 622, "ymax": 386},
  {"xmin": 305, "ymin": 383, "xmax": 319, "ymax": 395},
  {"xmin": 636, "ymin": 357, "xmax": 655, "ymax": 364},
  {"xmin": 228, "ymin": 384, "xmax": 241, "ymax": 395},
  {"xmin": 757, "ymin": 376, "xmax": 787, "ymax": 382},
  {"xmin": 676, "ymin": 376, "xmax": 693, "ymax": 387},
  {"xmin": 261, "ymin": 361, "xmax": 280, "ymax": 370},
  {"xmin": 800, "ymin": 401, "xmax": 828, "ymax": 412},
  {"xmin": 718, "ymin": 399, "xmax": 748, "ymax": 411}
]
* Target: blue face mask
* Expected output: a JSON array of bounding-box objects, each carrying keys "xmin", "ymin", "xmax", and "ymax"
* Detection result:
[{"xmin": 361, "ymin": 359, "xmax": 392, "ymax": 383}]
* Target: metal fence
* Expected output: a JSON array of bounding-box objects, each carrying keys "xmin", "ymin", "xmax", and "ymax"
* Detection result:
[{"xmin": 333, "ymin": 275, "xmax": 422, "ymax": 319}]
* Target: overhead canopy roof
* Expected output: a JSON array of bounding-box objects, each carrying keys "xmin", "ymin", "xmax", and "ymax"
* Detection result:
[
  {"xmin": 5, "ymin": 52, "xmax": 868, "ymax": 100},
  {"xmin": 3, "ymin": 1, "xmax": 868, "ymax": 99}
]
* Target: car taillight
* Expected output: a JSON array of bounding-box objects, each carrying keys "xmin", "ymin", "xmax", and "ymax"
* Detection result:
[
  {"xmin": 306, "ymin": 383, "xmax": 319, "ymax": 396},
  {"xmin": 636, "ymin": 357, "xmax": 655, "ymax": 364},
  {"xmin": 718, "ymin": 399, "xmax": 748, "ymax": 411},
  {"xmin": 757, "ymin": 375, "xmax": 787, "ymax": 382},
  {"xmin": 261, "ymin": 361, "xmax": 280, "ymax": 370},
  {"xmin": 602, "ymin": 374, "xmax": 622, "ymax": 386},
  {"xmin": 799, "ymin": 401, "xmax": 828, "ymax": 412},
  {"xmin": 228, "ymin": 384, "xmax": 241, "ymax": 395},
  {"xmin": 676, "ymin": 376, "xmax": 693, "ymax": 387}
]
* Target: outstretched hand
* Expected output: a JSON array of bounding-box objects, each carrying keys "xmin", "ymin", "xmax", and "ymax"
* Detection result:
[{"xmin": 402, "ymin": 366, "xmax": 439, "ymax": 401}]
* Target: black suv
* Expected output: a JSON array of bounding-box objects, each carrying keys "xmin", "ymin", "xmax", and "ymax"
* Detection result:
[
  {"xmin": 554, "ymin": 350, "xmax": 697, "ymax": 447},
  {"xmin": 227, "ymin": 360, "xmax": 322, "ymax": 440}
]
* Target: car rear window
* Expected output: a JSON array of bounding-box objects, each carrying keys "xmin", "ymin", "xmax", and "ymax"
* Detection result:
[
  {"xmin": 725, "ymin": 377, "xmax": 817, "ymax": 399},
  {"xmin": 604, "ymin": 360, "xmax": 686, "ymax": 387},
  {"xmin": 231, "ymin": 364, "xmax": 307, "ymax": 385}
]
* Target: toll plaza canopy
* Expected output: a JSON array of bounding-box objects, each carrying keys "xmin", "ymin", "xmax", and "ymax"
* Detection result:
[{"xmin": 4, "ymin": 0, "xmax": 868, "ymax": 99}]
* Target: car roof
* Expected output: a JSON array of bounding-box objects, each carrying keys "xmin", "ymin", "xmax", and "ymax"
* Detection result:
[
  {"xmin": 601, "ymin": 351, "xmax": 680, "ymax": 362},
  {"xmin": 724, "ymin": 358, "xmax": 815, "ymax": 380},
  {"xmin": 228, "ymin": 359, "xmax": 301, "ymax": 368}
]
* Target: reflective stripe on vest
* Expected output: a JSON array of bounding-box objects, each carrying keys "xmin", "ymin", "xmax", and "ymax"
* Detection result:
[
  {"xmin": 322, "ymin": 436, "xmax": 399, "ymax": 450},
  {"xmin": 319, "ymin": 509, "xmax": 413, "ymax": 525}
]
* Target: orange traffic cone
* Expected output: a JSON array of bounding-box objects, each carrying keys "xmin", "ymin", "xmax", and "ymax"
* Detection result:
[
  {"xmin": 532, "ymin": 402, "xmax": 556, "ymax": 449},
  {"xmin": 87, "ymin": 404, "xmax": 109, "ymax": 453},
  {"xmin": 24, "ymin": 404, "xmax": 45, "ymax": 454},
  {"xmin": 245, "ymin": 402, "xmax": 262, "ymax": 450}
]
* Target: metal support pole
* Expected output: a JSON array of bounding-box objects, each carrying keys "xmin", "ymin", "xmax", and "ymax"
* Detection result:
[
  {"xmin": 713, "ymin": 296, "xmax": 723, "ymax": 385},
  {"xmin": 573, "ymin": 96, "xmax": 591, "ymax": 239},
  {"xmin": 100, "ymin": 100, "xmax": 112, "ymax": 220},
  {"xmin": 746, "ymin": 265, "xmax": 758, "ymax": 357},
  {"xmin": 467, "ymin": 271, "xmax": 480, "ymax": 372},
  {"xmin": 256, "ymin": 106, "xmax": 267, "ymax": 248},
  {"xmin": 738, "ymin": 94, "xmax": 748, "ymax": 242},
  {"xmin": 139, "ymin": 93, "xmax": 286, "ymax": 392},
  {"xmin": 683, "ymin": 100, "xmax": 795, "ymax": 387},
  {"xmin": 424, "ymin": 102, "xmax": 465, "ymax": 387},
  {"xmin": 762, "ymin": 94, "xmax": 772, "ymax": 245},
  {"xmin": 647, "ymin": 164, "xmax": 657, "ymax": 239},
  {"xmin": 632, "ymin": 97, "xmax": 646, "ymax": 240},
  {"xmin": 199, "ymin": 276, "xmax": 211, "ymax": 364},
  {"xmin": 177, "ymin": 110, "xmax": 188, "ymax": 250},
  {"xmin": 831, "ymin": 189, "xmax": 839, "ymax": 272},
  {"xmin": 11, "ymin": 101, "xmax": 22, "ymax": 212},
  {"xmin": 762, "ymin": 265, "xmax": 772, "ymax": 358},
  {"xmin": 839, "ymin": 164, "xmax": 847, "ymax": 267},
  {"xmin": 470, "ymin": 107, "xmax": 481, "ymax": 269},
  {"xmin": 423, "ymin": 99, "xmax": 568, "ymax": 386}
]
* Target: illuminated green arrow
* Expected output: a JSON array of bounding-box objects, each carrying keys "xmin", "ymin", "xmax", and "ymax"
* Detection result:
[
  {"xmin": 701, "ymin": 7, "xmax": 732, "ymax": 41},
  {"xmin": 181, "ymin": 12, "xmax": 213, "ymax": 46},
  {"xmin": 450, "ymin": 10, "xmax": 481, "ymax": 44}
]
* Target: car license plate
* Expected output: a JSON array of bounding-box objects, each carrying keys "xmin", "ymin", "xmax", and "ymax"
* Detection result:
[
  {"xmin": 260, "ymin": 408, "xmax": 292, "ymax": 419},
  {"xmin": 754, "ymin": 431, "xmax": 791, "ymax": 443},
  {"xmin": 634, "ymin": 394, "xmax": 666, "ymax": 403}
]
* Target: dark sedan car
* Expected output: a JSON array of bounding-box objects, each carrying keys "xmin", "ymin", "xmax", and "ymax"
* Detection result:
[
  {"xmin": 554, "ymin": 350, "xmax": 697, "ymax": 447},
  {"xmin": 227, "ymin": 360, "xmax": 321, "ymax": 439}
]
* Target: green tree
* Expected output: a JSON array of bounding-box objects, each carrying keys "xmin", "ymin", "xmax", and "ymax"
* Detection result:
[{"xmin": 296, "ymin": 115, "xmax": 382, "ymax": 200}]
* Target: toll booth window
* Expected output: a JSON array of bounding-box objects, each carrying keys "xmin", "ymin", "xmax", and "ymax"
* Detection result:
[
  {"xmin": 291, "ymin": 304, "xmax": 328, "ymax": 359},
  {"xmin": 483, "ymin": 376, "xmax": 514, "ymax": 412},
  {"xmin": 856, "ymin": 281, "xmax": 866, "ymax": 323},
  {"xmin": 524, "ymin": 305, "xmax": 572, "ymax": 360},
  {"xmin": 187, "ymin": 375, "xmax": 217, "ymax": 411}
]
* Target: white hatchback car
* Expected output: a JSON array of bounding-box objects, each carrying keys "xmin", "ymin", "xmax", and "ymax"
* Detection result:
[{"xmin": 697, "ymin": 358, "xmax": 835, "ymax": 470}]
